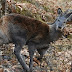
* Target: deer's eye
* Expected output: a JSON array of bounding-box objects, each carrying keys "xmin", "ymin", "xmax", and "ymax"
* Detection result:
[
  {"xmin": 64, "ymin": 22, "xmax": 65, "ymax": 23},
  {"xmin": 58, "ymin": 20, "xmax": 60, "ymax": 22},
  {"xmin": 67, "ymin": 19, "xmax": 69, "ymax": 22}
]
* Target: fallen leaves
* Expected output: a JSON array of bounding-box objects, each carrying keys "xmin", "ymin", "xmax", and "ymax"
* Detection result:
[
  {"xmin": 0, "ymin": 68, "xmax": 4, "ymax": 72},
  {"xmin": 33, "ymin": 58, "xmax": 40, "ymax": 66},
  {"xmin": 0, "ymin": 0, "xmax": 72, "ymax": 72}
]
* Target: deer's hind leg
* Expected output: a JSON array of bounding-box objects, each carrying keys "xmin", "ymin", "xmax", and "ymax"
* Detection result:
[{"xmin": 13, "ymin": 36, "xmax": 29, "ymax": 72}]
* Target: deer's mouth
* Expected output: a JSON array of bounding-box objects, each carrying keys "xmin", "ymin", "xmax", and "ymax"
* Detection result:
[{"xmin": 56, "ymin": 26, "xmax": 62, "ymax": 32}]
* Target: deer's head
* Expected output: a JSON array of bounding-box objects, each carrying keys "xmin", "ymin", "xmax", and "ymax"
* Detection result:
[{"xmin": 55, "ymin": 8, "xmax": 72, "ymax": 31}]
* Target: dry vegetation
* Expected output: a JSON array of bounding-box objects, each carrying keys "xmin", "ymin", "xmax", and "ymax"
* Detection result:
[{"xmin": 0, "ymin": 0, "xmax": 72, "ymax": 72}]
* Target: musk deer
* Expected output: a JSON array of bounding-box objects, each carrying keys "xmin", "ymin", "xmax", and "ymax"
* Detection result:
[{"xmin": 0, "ymin": 8, "xmax": 72, "ymax": 72}]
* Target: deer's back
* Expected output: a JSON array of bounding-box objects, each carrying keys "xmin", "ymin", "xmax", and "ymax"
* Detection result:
[{"xmin": 2, "ymin": 13, "xmax": 49, "ymax": 44}]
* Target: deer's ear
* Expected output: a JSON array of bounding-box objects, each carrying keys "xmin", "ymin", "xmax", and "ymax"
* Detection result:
[
  {"xmin": 57, "ymin": 8, "xmax": 63, "ymax": 15},
  {"xmin": 65, "ymin": 12, "xmax": 72, "ymax": 18},
  {"xmin": 66, "ymin": 14, "xmax": 72, "ymax": 23}
]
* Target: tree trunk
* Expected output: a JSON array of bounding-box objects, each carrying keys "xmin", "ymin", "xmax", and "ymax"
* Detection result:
[{"xmin": 1, "ymin": 0, "xmax": 6, "ymax": 15}]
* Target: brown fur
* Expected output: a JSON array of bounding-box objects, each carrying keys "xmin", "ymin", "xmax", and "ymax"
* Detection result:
[{"xmin": 3, "ymin": 13, "xmax": 49, "ymax": 41}]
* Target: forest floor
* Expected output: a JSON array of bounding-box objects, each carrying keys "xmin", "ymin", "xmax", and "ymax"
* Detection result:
[{"xmin": 0, "ymin": 0, "xmax": 72, "ymax": 72}]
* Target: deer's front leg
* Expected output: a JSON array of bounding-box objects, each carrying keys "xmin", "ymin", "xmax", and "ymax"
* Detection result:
[
  {"xmin": 37, "ymin": 47, "xmax": 48, "ymax": 60},
  {"xmin": 28, "ymin": 43, "xmax": 35, "ymax": 72},
  {"xmin": 14, "ymin": 44, "xmax": 29, "ymax": 72}
]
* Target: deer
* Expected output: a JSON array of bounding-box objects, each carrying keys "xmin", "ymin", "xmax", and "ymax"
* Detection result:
[{"xmin": 0, "ymin": 8, "xmax": 72, "ymax": 72}]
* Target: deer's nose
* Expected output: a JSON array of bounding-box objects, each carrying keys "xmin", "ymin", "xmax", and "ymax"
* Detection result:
[{"xmin": 58, "ymin": 26, "xmax": 61, "ymax": 29}]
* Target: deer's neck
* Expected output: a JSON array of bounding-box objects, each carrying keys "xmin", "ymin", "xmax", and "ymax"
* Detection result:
[{"xmin": 49, "ymin": 24, "xmax": 62, "ymax": 42}]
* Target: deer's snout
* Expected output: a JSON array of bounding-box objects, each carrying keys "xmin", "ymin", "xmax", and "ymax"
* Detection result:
[{"xmin": 58, "ymin": 26, "xmax": 61, "ymax": 29}]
